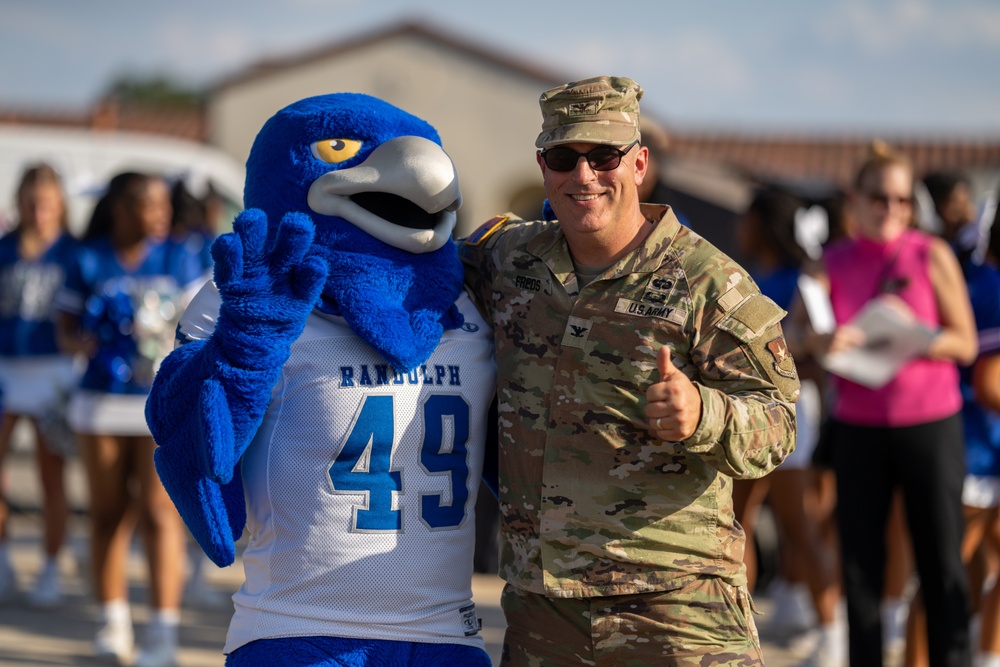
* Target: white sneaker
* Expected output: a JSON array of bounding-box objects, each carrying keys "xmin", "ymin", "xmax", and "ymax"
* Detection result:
[
  {"xmin": 796, "ymin": 622, "xmax": 847, "ymax": 667},
  {"xmin": 786, "ymin": 627, "xmax": 821, "ymax": 658},
  {"xmin": 975, "ymin": 652, "xmax": 1000, "ymax": 667},
  {"xmin": 0, "ymin": 557, "xmax": 18, "ymax": 603},
  {"xmin": 134, "ymin": 619, "xmax": 178, "ymax": 667},
  {"xmin": 767, "ymin": 579, "xmax": 816, "ymax": 638},
  {"xmin": 27, "ymin": 560, "xmax": 62, "ymax": 608},
  {"xmin": 93, "ymin": 613, "xmax": 133, "ymax": 665}
]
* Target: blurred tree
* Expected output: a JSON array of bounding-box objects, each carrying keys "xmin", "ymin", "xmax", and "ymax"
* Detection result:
[{"xmin": 102, "ymin": 75, "xmax": 205, "ymax": 109}]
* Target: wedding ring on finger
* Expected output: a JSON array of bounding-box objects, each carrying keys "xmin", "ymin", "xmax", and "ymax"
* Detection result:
[{"xmin": 655, "ymin": 417, "xmax": 665, "ymax": 430}]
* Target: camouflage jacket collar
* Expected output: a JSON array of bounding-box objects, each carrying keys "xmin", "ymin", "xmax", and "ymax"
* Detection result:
[{"xmin": 525, "ymin": 203, "xmax": 680, "ymax": 281}]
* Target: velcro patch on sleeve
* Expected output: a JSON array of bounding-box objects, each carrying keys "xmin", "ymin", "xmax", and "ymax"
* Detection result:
[
  {"xmin": 464, "ymin": 215, "xmax": 510, "ymax": 247},
  {"xmin": 716, "ymin": 291, "xmax": 799, "ymax": 394},
  {"xmin": 718, "ymin": 277, "xmax": 759, "ymax": 313},
  {"xmin": 716, "ymin": 293, "xmax": 786, "ymax": 343},
  {"xmin": 717, "ymin": 288, "xmax": 744, "ymax": 312}
]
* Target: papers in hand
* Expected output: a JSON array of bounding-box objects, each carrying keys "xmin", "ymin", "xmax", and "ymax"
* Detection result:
[
  {"xmin": 821, "ymin": 298, "xmax": 936, "ymax": 389},
  {"xmin": 798, "ymin": 274, "xmax": 836, "ymax": 335}
]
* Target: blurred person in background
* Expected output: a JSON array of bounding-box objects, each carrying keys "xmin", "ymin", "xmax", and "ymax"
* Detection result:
[
  {"xmin": 923, "ymin": 170, "xmax": 979, "ymax": 254},
  {"xmin": 820, "ymin": 191, "xmax": 856, "ymax": 246},
  {"xmin": 732, "ymin": 187, "xmax": 845, "ymax": 667},
  {"xmin": 796, "ymin": 142, "xmax": 977, "ymax": 667},
  {"xmin": 55, "ymin": 171, "xmax": 205, "ymax": 667},
  {"xmin": 636, "ymin": 118, "xmax": 693, "ymax": 229},
  {"xmin": 0, "ymin": 163, "xmax": 81, "ymax": 607},
  {"xmin": 169, "ymin": 175, "xmax": 221, "ymax": 278},
  {"xmin": 797, "ymin": 187, "xmax": 916, "ymax": 662},
  {"xmin": 904, "ymin": 177, "xmax": 1000, "ymax": 667}
]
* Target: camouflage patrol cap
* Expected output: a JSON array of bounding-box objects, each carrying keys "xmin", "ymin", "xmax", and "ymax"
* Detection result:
[{"xmin": 535, "ymin": 75, "xmax": 643, "ymax": 149}]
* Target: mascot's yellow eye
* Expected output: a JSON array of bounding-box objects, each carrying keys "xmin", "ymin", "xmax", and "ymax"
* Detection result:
[{"xmin": 311, "ymin": 138, "xmax": 362, "ymax": 164}]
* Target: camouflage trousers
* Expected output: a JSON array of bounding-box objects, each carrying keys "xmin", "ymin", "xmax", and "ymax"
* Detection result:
[{"xmin": 500, "ymin": 575, "xmax": 763, "ymax": 666}]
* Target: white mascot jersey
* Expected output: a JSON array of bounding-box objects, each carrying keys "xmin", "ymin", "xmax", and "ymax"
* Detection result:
[{"xmin": 176, "ymin": 282, "xmax": 496, "ymax": 653}]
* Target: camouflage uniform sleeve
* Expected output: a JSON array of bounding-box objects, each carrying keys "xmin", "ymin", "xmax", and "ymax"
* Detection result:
[
  {"xmin": 458, "ymin": 214, "xmax": 514, "ymax": 323},
  {"xmin": 681, "ymin": 273, "xmax": 800, "ymax": 480}
]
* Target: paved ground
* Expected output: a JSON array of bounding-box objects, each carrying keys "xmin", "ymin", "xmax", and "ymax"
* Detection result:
[
  {"xmin": 0, "ymin": 431, "xmax": 809, "ymax": 666},
  {"xmin": 0, "ymin": 516, "xmax": 507, "ymax": 666}
]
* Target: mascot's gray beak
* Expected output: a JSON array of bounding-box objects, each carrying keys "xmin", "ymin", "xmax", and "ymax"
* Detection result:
[{"xmin": 306, "ymin": 136, "xmax": 462, "ymax": 254}]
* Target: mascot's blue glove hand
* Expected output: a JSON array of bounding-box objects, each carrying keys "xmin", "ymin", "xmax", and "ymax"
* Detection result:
[
  {"xmin": 211, "ymin": 208, "xmax": 328, "ymax": 363},
  {"xmin": 147, "ymin": 209, "xmax": 326, "ymax": 566},
  {"xmin": 199, "ymin": 208, "xmax": 328, "ymax": 478}
]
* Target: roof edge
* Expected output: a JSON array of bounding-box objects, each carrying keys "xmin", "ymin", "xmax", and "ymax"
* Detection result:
[{"xmin": 209, "ymin": 19, "xmax": 569, "ymax": 94}]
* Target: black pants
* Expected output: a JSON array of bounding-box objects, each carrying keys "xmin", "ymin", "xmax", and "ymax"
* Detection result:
[{"xmin": 832, "ymin": 414, "xmax": 971, "ymax": 667}]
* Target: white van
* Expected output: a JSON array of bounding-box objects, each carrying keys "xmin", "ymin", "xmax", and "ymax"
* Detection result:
[{"xmin": 0, "ymin": 125, "xmax": 245, "ymax": 236}]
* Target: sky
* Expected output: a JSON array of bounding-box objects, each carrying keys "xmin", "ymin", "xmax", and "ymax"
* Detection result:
[{"xmin": 1, "ymin": 0, "xmax": 1000, "ymax": 136}]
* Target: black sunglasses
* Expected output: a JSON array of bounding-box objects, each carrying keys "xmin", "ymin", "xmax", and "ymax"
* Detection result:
[
  {"xmin": 540, "ymin": 141, "xmax": 639, "ymax": 172},
  {"xmin": 863, "ymin": 191, "xmax": 913, "ymax": 207}
]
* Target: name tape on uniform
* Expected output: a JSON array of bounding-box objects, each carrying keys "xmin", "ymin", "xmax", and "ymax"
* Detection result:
[{"xmin": 615, "ymin": 298, "xmax": 687, "ymax": 325}]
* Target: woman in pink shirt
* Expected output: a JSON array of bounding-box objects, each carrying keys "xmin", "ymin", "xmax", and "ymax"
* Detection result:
[{"xmin": 799, "ymin": 143, "xmax": 977, "ymax": 667}]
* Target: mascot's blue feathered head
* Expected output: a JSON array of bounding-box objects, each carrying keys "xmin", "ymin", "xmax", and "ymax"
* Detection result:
[{"xmin": 242, "ymin": 93, "xmax": 466, "ymax": 371}]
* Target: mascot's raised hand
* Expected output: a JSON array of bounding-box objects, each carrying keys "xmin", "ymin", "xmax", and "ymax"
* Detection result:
[
  {"xmin": 145, "ymin": 93, "xmax": 495, "ymax": 667},
  {"xmin": 205, "ymin": 210, "xmax": 328, "ymax": 475},
  {"xmin": 147, "ymin": 209, "xmax": 327, "ymax": 565}
]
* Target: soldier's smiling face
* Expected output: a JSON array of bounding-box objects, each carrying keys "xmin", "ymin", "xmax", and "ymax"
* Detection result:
[{"xmin": 537, "ymin": 141, "xmax": 648, "ymax": 240}]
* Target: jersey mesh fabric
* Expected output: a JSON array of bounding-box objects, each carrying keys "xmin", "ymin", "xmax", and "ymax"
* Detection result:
[{"xmin": 176, "ymin": 285, "xmax": 495, "ymax": 653}]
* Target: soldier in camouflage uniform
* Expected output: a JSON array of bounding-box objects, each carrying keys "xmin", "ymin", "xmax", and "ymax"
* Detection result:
[{"xmin": 460, "ymin": 76, "xmax": 800, "ymax": 666}]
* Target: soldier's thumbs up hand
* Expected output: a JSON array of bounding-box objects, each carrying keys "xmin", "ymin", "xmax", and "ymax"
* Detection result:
[
  {"xmin": 645, "ymin": 346, "xmax": 702, "ymax": 442},
  {"xmin": 657, "ymin": 345, "xmax": 679, "ymax": 378}
]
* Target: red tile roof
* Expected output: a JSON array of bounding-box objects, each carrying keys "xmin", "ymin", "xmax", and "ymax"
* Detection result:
[
  {"xmin": 0, "ymin": 99, "xmax": 205, "ymax": 142},
  {"xmin": 669, "ymin": 132, "xmax": 1000, "ymax": 188},
  {"xmin": 5, "ymin": 108, "xmax": 997, "ymax": 191}
]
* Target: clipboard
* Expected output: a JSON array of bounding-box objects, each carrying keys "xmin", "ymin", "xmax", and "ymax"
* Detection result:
[{"xmin": 821, "ymin": 298, "xmax": 936, "ymax": 389}]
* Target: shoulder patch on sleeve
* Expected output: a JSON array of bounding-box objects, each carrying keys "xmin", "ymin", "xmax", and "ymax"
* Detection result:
[
  {"xmin": 712, "ymin": 289, "xmax": 799, "ymax": 396},
  {"xmin": 716, "ymin": 276, "xmax": 756, "ymax": 313},
  {"xmin": 718, "ymin": 287, "xmax": 744, "ymax": 313},
  {"xmin": 765, "ymin": 337, "xmax": 797, "ymax": 379},
  {"xmin": 716, "ymin": 293, "xmax": 786, "ymax": 343},
  {"xmin": 464, "ymin": 215, "xmax": 510, "ymax": 247}
]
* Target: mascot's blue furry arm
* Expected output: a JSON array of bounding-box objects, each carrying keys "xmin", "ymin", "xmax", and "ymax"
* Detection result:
[
  {"xmin": 145, "ymin": 210, "xmax": 325, "ymax": 564},
  {"xmin": 145, "ymin": 93, "xmax": 496, "ymax": 568}
]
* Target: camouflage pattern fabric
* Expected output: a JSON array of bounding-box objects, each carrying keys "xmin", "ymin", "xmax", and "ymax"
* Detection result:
[
  {"xmin": 500, "ymin": 576, "xmax": 763, "ymax": 666},
  {"xmin": 460, "ymin": 204, "xmax": 799, "ymax": 599},
  {"xmin": 535, "ymin": 75, "xmax": 643, "ymax": 149}
]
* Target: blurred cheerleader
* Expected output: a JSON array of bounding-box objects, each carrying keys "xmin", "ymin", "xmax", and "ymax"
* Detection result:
[
  {"xmin": 0, "ymin": 163, "xmax": 81, "ymax": 607},
  {"xmin": 55, "ymin": 171, "xmax": 204, "ymax": 667}
]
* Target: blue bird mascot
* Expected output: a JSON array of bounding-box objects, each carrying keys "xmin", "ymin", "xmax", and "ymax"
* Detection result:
[{"xmin": 146, "ymin": 93, "xmax": 496, "ymax": 667}]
